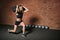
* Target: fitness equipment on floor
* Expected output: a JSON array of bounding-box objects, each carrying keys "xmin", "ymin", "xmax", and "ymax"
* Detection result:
[{"xmin": 8, "ymin": 25, "xmax": 49, "ymax": 34}]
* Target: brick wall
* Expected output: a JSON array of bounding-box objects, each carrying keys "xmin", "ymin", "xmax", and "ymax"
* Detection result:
[{"xmin": 0, "ymin": 0, "xmax": 60, "ymax": 29}]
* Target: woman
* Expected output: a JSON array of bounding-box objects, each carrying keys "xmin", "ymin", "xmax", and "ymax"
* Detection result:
[{"xmin": 8, "ymin": 5, "xmax": 29, "ymax": 37}]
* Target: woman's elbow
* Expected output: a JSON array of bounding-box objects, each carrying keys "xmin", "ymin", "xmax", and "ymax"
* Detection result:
[{"xmin": 24, "ymin": 9, "xmax": 29, "ymax": 12}]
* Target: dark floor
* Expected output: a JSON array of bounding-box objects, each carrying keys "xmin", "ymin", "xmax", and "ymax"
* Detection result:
[{"xmin": 0, "ymin": 25, "xmax": 60, "ymax": 40}]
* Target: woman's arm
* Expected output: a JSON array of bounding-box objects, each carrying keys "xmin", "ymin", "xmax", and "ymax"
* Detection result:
[
  {"xmin": 15, "ymin": 5, "xmax": 18, "ymax": 13},
  {"xmin": 15, "ymin": 5, "xmax": 18, "ymax": 15},
  {"xmin": 23, "ymin": 6, "xmax": 29, "ymax": 12}
]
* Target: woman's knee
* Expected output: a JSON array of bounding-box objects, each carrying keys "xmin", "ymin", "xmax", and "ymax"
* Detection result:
[{"xmin": 20, "ymin": 22, "xmax": 25, "ymax": 26}]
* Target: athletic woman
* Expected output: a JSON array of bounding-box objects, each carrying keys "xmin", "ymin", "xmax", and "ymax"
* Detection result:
[{"xmin": 8, "ymin": 5, "xmax": 29, "ymax": 37}]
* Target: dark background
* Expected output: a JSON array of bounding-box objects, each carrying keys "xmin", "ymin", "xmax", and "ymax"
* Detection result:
[{"xmin": 0, "ymin": 0, "xmax": 60, "ymax": 30}]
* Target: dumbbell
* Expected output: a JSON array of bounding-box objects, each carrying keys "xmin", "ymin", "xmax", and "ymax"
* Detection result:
[
  {"xmin": 38, "ymin": 26, "xmax": 41, "ymax": 28},
  {"xmin": 41, "ymin": 26, "xmax": 45, "ymax": 29},
  {"xmin": 35, "ymin": 25, "xmax": 38, "ymax": 28},
  {"xmin": 32, "ymin": 25, "xmax": 35, "ymax": 28},
  {"xmin": 45, "ymin": 26, "xmax": 49, "ymax": 29}
]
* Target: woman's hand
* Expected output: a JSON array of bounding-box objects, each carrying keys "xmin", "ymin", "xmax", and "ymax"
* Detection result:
[
  {"xmin": 23, "ymin": 6, "xmax": 29, "ymax": 12},
  {"xmin": 16, "ymin": 13, "xmax": 18, "ymax": 15}
]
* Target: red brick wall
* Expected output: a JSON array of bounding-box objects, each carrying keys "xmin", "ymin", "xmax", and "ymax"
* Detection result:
[{"xmin": 0, "ymin": 0, "xmax": 60, "ymax": 29}]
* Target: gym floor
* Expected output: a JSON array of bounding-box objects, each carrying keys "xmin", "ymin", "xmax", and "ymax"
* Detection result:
[{"xmin": 0, "ymin": 25, "xmax": 60, "ymax": 40}]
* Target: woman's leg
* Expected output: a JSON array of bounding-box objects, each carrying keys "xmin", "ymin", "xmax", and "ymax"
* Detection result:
[
  {"xmin": 8, "ymin": 18, "xmax": 21, "ymax": 32},
  {"xmin": 19, "ymin": 22, "xmax": 25, "ymax": 34},
  {"xmin": 8, "ymin": 25, "xmax": 17, "ymax": 32},
  {"xmin": 19, "ymin": 22, "xmax": 26, "ymax": 37}
]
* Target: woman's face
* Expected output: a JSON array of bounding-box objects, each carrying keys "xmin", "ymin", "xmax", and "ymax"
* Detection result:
[{"xmin": 19, "ymin": 6, "xmax": 23, "ymax": 11}]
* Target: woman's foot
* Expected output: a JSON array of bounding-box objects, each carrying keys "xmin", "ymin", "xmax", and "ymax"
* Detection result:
[
  {"xmin": 8, "ymin": 29, "xmax": 10, "ymax": 32},
  {"xmin": 8, "ymin": 29, "xmax": 16, "ymax": 32},
  {"xmin": 21, "ymin": 34, "xmax": 26, "ymax": 38}
]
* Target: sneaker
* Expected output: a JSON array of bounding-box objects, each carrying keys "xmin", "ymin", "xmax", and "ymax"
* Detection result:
[
  {"xmin": 8, "ymin": 29, "xmax": 10, "ymax": 32},
  {"xmin": 21, "ymin": 34, "xmax": 26, "ymax": 38},
  {"xmin": 8, "ymin": 29, "xmax": 16, "ymax": 34}
]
